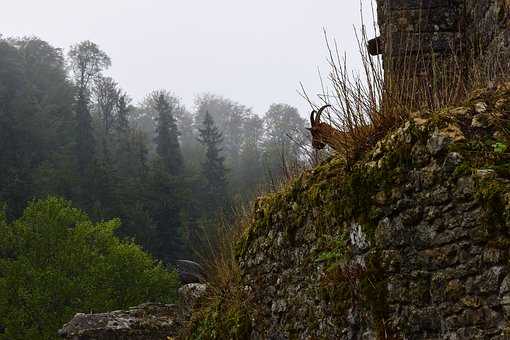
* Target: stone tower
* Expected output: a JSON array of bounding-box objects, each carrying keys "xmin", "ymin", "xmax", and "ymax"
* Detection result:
[{"xmin": 371, "ymin": 0, "xmax": 510, "ymax": 81}]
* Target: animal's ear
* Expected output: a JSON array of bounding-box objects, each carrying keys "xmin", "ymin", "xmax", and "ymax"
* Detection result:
[{"xmin": 315, "ymin": 104, "xmax": 331, "ymax": 123}]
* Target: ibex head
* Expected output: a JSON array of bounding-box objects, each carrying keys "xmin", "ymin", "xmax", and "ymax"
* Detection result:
[{"xmin": 307, "ymin": 104, "xmax": 331, "ymax": 150}]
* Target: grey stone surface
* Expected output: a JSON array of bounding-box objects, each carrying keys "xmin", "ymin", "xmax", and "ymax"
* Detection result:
[
  {"xmin": 237, "ymin": 110, "xmax": 510, "ymax": 339},
  {"xmin": 376, "ymin": 0, "xmax": 510, "ymax": 83},
  {"xmin": 58, "ymin": 303, "xmax": 180, "ymax": 340}
]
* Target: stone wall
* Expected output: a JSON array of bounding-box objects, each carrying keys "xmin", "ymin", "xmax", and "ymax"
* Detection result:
[
  {"xmin": 374, "ymin": 0, "xmax": 510, "ymax": 73},
  {"xmin": 235, "ymin": 84, "xmax": 510, "ymax": 339},
  {"xmin": 376, "ymin": 0, "xmax": 463, "ymax": 57},
  {"xmin": 464, "ymin": 0, "xmax": 510, "ymax": 61}
]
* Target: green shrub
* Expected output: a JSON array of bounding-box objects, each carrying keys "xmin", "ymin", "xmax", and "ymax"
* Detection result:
[{"xmin": 0, "ymin": 197, "xmax": 179, "ymax": 340}]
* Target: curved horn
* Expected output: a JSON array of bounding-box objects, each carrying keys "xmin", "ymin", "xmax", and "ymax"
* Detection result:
[
  {"xmin": 315, "ymin": 104, "xmax": 331, "ymax": 123},
  {"xmin": 310, "ymin": 110, "xmax": 316, "ymax": 126}
]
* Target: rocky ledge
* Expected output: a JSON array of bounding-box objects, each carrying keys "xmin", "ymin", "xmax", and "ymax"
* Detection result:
[
  {"xmin": 59, "ymin": 283, "xmax": 207, "ymax": 340},
  {"xmin": 58, "ymin": 303, "xmax": 180, "ymax": 340}
]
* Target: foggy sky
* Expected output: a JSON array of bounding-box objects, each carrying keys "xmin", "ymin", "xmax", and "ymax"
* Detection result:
[{"xmin": 1, "ymin": 0, "xmax": 377, "ymax": 116}]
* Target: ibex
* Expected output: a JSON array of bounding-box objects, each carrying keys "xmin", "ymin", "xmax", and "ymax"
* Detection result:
[{"xmin": 307, "ymin": 104, "xmax": 349, "ymax": 151}]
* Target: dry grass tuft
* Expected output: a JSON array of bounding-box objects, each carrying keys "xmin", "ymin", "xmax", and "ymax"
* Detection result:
[
  {"xmin": 302, "ymin": 21, "xmax": 510, "ymax": 165},
  {"xmin": 180, "ymin": 206, "xmax": 254, "ymax": 339}
]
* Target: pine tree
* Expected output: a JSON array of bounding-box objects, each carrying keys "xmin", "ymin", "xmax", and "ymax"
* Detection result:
[
  {"xmin": 68, "ymin": 41, "xmax": 111, "ymax": 211},
  {"xmin": 148, "ymin": 92, "xmax": 186, "ymax": 262},
  {"xmin": 154, "ymin": 94, "xmax": 183, "ymax": 175},
  {"xmin": 116, "ymin": 94, "xmax": 130, "ymax": 133},
  {"xmin": 198, "ymin": 111, "xmax": 227, "ymax": 211},
  {"xmin": 147, "ymin": 160, "xmax": 184, "ymax": 262},
  {"xmin": 74, "ymin": 89, "xmax": 96, "ymax": 174},
  {"xmin": 68, "ymin": 41, "xmax": 111, "ymax": 175}
]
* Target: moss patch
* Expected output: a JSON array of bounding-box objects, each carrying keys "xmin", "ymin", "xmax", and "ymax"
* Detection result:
[{"xmin": 184, "ymin": 289, "xmax": 252, "ymax": 340}]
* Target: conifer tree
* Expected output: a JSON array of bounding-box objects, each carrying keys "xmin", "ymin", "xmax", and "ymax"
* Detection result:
[
  {"xmin": 147, "ymin": 160, "xmax": 184, "ymax": 262},
  {"xmin": 198, "ymin": 111, "xmax": 227, "ymax": 211},
  {"xmin": 148, "ymin": 92, "xmax": 186, "ymax": 262},
  {"xmin": 154, "ymin": 93, "xmax": 183, "ymax": 175},
  {"xmin": 116, "ymin": 94, "xmax": 130, "ymax": 133},
  {"xmin": 68, "ymin": 41, "xmax": 111, "ymax": 174},
  {"xmin": 67, "ymin": 41, "xmax": 112, "ymax": 212}
]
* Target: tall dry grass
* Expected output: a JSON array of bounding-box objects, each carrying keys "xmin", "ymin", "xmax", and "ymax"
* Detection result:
[
  {"xmin": 198, "ymin": 208, "xmax": 248, "ymax": 290},
  {"xmin": 182, "ymin": 5, "xmax": 510, "ymax": 336},
  {"xmin": 302, "ymin": 12, "xmax": 509, "ymax": 164},
  {"xmin": 180, "ymin": 205, "xmax": 255, "ymax": 339}
]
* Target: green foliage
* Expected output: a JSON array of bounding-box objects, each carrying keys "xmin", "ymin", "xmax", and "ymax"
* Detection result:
[
  {"xmin": 68, "ymin": 41, "xmax": 112, "ymax": 180},
  {"xmin": 0, "ymin": 34, "xmax": 311, "ymax": 266},
  {"xmin": 315, "ymin": 233, "xmax": 350, "ymax": 267},
  {"xmin": 0, "ymin": 37, "xmax": 75, "ymax": 218},
  {"xmin": 68, "ymin": 40, "xmax": 111, "ymax": 90},
  {"xmin": 493, "ymin": 142, "xmax": 508, "ymax": 154},
  {"xmin": 0, "ymin": 197, "xmax": 179, "ymax": 340},
  {"xmin": 453, "ymin": 162, "xmax": 473, "ymax": 177}
]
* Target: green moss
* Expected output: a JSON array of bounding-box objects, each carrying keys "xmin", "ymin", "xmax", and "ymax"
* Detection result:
[
  {"xmin": 448, "ymin": 135, "xmax": 510, "ymax": 179},
  {"xmin": 318, "ymin": 250, "xmax": 391, "ymax": 338},
  {"xmin": 236, "ymin": 119, "xmax": 420, "ymax": 251},
  {"xmin": 453, "ymin": 162, "xmax": 473, "ymax": 177},
  {"xmin": 359, "ymin": 251, "xmax": 391, "ymax": 338},
  {"xmin": 476, "ymin": 178, "xmax": 509, "ymax": 227},
  {"xmin": 186, "ymin": 294, "xmax": 252, "ymax": 340},
  {"xmin": 319, "ymin": 263, "xmax": 353, "ymax": 327},
  {"xmin": 314, "ymin": 232, "xmax": 351, "ymax": 271}
]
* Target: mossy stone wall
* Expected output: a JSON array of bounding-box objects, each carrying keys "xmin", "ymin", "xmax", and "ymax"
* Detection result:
[{"xmin": 236, "ymin": 85, "xmax": 510, "ymax": 339}]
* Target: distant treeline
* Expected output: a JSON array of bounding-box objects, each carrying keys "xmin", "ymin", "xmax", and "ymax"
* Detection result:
[{"xmin": 0, "ymin": 36, "xmax": 310, "ymax": 263}]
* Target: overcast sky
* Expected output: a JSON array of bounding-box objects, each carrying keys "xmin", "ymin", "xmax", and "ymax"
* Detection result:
[{"xmin": 1, "ymin": 0, "xmax": 377, "ymax": 116}]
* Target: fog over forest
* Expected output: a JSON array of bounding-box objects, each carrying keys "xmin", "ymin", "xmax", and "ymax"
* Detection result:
[
  {"xmin": 1, "ymin": 0, "xmax": 376, "ymax": 115},
  {"xmin": 0, "ymin": 1, "xmax": 376, "ymax": 338}
]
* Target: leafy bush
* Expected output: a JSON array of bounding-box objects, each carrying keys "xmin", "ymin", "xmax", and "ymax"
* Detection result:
[{"xmin": 0, "ymin": 197, "xmax": 179, "ymax": 340}]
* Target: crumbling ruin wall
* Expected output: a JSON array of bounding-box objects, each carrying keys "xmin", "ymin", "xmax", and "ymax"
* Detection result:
[
  {"xmin": 464, "ymin": 0, "xmax": 510, "ymax": 61},
  {"xmin": 234, "ymin": 84, "xmax": 510, "ymax": 340},
  {"xmin": 374, "ymin": 0, "xmax": 510, "ymax": 71}
]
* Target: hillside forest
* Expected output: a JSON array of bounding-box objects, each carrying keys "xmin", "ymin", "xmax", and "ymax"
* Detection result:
[
  {"xmin": 0, "ymin": 35, "xmax": 319, "ymax": 338},
  {"xmin": 0, "ymin": 36, "xmax": 313, "ymax": 264}
]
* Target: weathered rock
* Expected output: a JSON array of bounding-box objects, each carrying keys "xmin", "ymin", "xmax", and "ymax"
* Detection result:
[
  {"xmin": 474, "ymin": 102, "xmax": 488, "ymax": 114},
  {"xmin": 178, "ymin": 283, "xmax": 207, "ymax": 306},
  {"xmin": 178, "ymin": 283, "xmax": 208, "ymax": 319},
  {"xmin": 427, "ymin": 127, "xmax": 449, "ymax": 155},
  {"xmin": 58, "ymin": 303, "xmax": 180, "ymax": 340}
]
